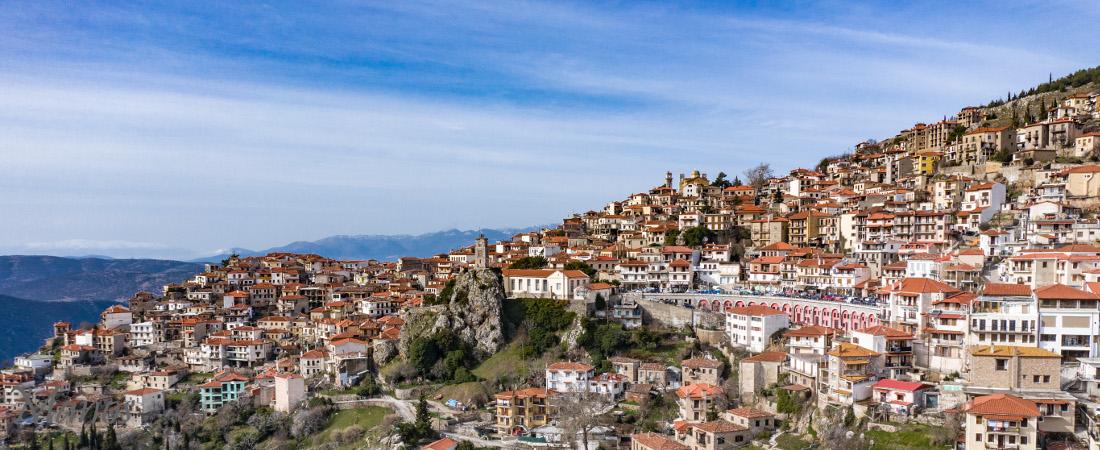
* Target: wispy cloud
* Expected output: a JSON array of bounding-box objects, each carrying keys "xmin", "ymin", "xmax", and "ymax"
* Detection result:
[{"xmin": 0, "ymin": 0, "xmax": 1097, "ymax": 258}]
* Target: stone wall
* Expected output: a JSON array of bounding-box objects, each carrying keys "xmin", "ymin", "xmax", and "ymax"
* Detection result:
[{"xmin": 629, "ymin": 295, "xmax": 724, "ymax": 329}]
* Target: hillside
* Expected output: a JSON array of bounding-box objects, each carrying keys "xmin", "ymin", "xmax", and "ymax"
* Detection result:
[
  {"xmin": 0, "ymin": 295, "xmax": 118, "ymax": 363},
  {"xmin": 0, "ymin": 256, "xmax": 203, "ymax": 301},
  {"xmin": 195, "ymin": 227, "xmax": 540, "ymax": 262}
]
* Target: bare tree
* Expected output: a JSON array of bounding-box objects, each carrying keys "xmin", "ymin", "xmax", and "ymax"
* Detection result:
[
  {"xmin": 743, "ymin": 163, "xmax": 774, "ymax": 190},
  {"xmin": 553, "ymin": 388, "xmax": 615, "ymax": 450}
]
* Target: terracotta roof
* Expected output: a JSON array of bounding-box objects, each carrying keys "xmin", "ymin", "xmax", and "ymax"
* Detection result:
[
  {"xmin": 676, "ymin": 383, "xmax": 723, "ymax": 399},
  {"xmin": 630, "ymin": 433, "xmax": 689, "ymax": 450},
  {"xmin": 547, "ymin": 361, "xmax": 594, "ymax": 372},
  {"xmin": 692, "ymin": 420, "xmax": 748, "ymax": 433},
  {"xmin": 872, "ymin": 379, "xmax": 929, "ymax": 392},
  {"xmin": 682, "ymin": 357, "xmax": 723, "ymax": 369},
  {"xmin": 421, "ymin": 437, "xmax": 459, "ymax": 450},
  {"xmin": 982, "ymin": 283, "xmax": 1032, "ymax": 297},
  {"xmin": 1035, "ymin": 283, "xmax": 1100, "ymax": 301},
  {"xmin": 856, "ymin": 325, "xmax": 912, "ymax": 340},
  {"xmin": 742, "ymin": 352, "xmax": 786, "ymax": 363},
  {"xmin": 726, "ymin": 305, "xmax": 785, "ymax": 316},
  {"xmin": 965, "ymin": 393, "xmax": 1039, "ymax": 418},
  {"xmin": 726, "ymin": 407, "xmax": 774, "ymax": 418},
  {"xmin": 888, "ymin": 277, "xmax": 960, "ymax": 295},
  {"xmin": 783, "ymin": 325, "xmax": 838, "ymax": 338}
]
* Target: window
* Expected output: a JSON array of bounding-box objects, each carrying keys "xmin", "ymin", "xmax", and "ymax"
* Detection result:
[{"xmin": 995, "ymin": 359, "xmax": 1008, "ymax": 371}]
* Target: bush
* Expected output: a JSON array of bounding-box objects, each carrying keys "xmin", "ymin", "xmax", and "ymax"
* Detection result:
[{"xmin": 508, "ymin": 256, "xmax": 547, "ymax": 269}]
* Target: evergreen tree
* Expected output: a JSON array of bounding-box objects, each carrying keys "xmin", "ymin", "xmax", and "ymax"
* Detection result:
[
  {"xmin": 79, "ymin": 426, "xmax": 88, "ymax": 449},
  {"xmin": 105, "ymin": 425, "xmax": 118, "ymax": 450},
  {"xmin": 182, "ymin": 433, "xmax": 190, "ymax": 450},
  {"xmin": 48, "ymin": 436, "xmax": 55, "ymax": 450}
]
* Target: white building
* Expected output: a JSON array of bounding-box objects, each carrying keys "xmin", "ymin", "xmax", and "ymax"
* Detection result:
[
  {"xmin": 1036, "ymin": 283, "xmax": 1100, "ymax": 360},
  {"xmin": 545, "ymin": 362, "xmax": 595, "ymax": 393},
  {"xmin": 726, "ymin": 305, "xmax": 789, "ymax": 353},
  {"xmin": 274, "ymin": 373, "xmax": 306, "ymax": 413},
  {"xmin": 129, "ymin": 322, "xmax": 160, "ymax": 347},
  {"xmin": 502, "ymin": 269, "xmax": 591, "ymax": 299}
]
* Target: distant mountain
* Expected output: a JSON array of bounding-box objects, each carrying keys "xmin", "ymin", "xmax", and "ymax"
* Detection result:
[
  {"xmin": 194, "ymin": 227, "xmax": 541, "ymax": 262},
  {"xmin": 0, "ymin": 256, "xmax": 203, "ymax": 301},
  {"xmin": 0, "ymin": 295, "xmax": 118, "ymax": 363}
]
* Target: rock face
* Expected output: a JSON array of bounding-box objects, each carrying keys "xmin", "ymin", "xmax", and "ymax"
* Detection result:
[{"xmin": 397, "ymin": 268, "xmax": 506, "ymax": 359}]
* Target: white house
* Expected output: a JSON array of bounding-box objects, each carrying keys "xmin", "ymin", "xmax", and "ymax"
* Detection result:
[
  {"xmin": 124, "ymin": 388, "xmax": 165, "ymax": 427},
  {"xmin": 545, "ymin": 362, "xmax": 595, "ymax": 393},
  {"xmin": 100, "ymin": 305, "xmax": 132, "ymax": 329},
  {"xmin": 502, "ymin": 269, "xmax": 591, "ymax": 299},
  {"xmin": 274, "ymin": 373, "xmax": 306, "ymax": 413},
  {"xmin": 726, "ymin": 305, "xmax": 789, "ymax": 353}
]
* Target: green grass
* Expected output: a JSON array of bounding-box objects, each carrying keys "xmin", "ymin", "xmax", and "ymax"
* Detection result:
[
  {"xmin": 623, "ymin": 334, "xmax": 690, "ymax": 366},
  {"xmin": 472, "ymin": 340, "xmax": 530, "ymax": 381},
  {"xmin": 865, "ymin": 424, "xmax": 950, "ymax": 450},
  {"xmin": 776, "ymin": 433, "xmax": 812, "ymax": 450},
  {"xmin": 182, "ymin": 372, "xmax": 212, "ymax": 385},
  {"xmin": 327, "ymin": 406, "xmax": 391, "ymax": 431}
]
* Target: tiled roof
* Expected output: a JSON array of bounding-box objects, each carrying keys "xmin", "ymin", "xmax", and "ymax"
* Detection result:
[
  {"xmin": 965, "ymin": 393, "xmax": 1039, "ymax": 418},
  {"xmin": 970, "ymin": 345, "xmax": 1060, "ymax": 358}
]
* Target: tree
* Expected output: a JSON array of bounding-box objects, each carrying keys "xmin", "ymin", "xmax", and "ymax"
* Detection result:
[
  {"xmin": 508, "ymin": 256, "xmax": 547, "ymax": 270},
  {"xmin": 743, "ymin": 163, "xmax": 774, "ymax": 189},
  {"xmin": 554, "ymin": 388, "xmax": 615, "ymax": 450},
  {"xmin": 564, "ymin": 260, "xmax": 596, "ymax": 278},
  {"xmin": 396, "ymin": 395, "xmax": 436, "ymax": 447},
  {"xmin": 456, "ymin": 441, "xmax": 477, "ymax": 450},
  {"xmin": 680, "ymin": 226, "xmax": 717, "ymax": 247},
  {"xmin": 711, "ymin": 171, "xmax": 732, "ymax": 188},
  {"xmin": 731, "ymin": 176, "xmax": 742, "ymax": 187},
  {"xmin": 772, "ymin": 189, "xmax": 783, "ymax": 204}
]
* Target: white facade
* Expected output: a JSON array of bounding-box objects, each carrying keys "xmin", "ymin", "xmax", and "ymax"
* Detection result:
[{"xmin": 726, "ymin": 306, "xmax": 789, "ymax": 353}]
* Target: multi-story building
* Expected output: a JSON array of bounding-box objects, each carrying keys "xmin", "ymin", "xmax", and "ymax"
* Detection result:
[
  {"xmin": 494, "ymin": 388, "xmax": 552, "ymax": 435},
  {"xmin": 725, "ymin": 305, "xmax": 789, "ymax": 353}
]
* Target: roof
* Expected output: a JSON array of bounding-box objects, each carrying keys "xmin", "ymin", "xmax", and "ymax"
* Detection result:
[
  {"xmin": 125, "ymin": 388, "xmax": 162, "ymax": 396},
  {"xmin": 547, "ymin": 361, "xmax": 594, "ymax": 372},
  {"xmin": 888, "ymin": 277, "xmax": 960, "ymax": 295},
  {"xmin": 982, "ymin": 283, "xmax": 1032, "ymax": 297},
  {"xmin": 676, "ymin": 383, "xmax": 723, "ymax": 399},
  {"xmin": 421, "ymin": 437, "xmax": 459, "ymax": 450},
  {"xmin": 783, "ymin": 325, "xmax": 838, "ymax": 338},
  {"xmin": 742, "ymin": 352, "xmax": 786, "ymax": 363},
  {"xmin": 726, "ymin": 407, "xmax": 774, "ymax": 418},
  {"xmin": 828, "ymin": 342, "xmax": 880, "ymax": 358},
  {"xmin": 682, "ymin": 357, "xmax": 723, "ymax": 369},
  {"xmin": 1035, "ymin": 283, "xmax": 1100, "ymax": 301},
  {"xmin": 872, "ymin": 379, "xmax": 929, "ymax": 392},
  {"xmin": 856, "ymin": 325, "xmax": 912, "ymax": 340},
  {"xmin": 691, "ymin": 420, "xmax": 748, "ymax": 433},
  {"xmin": 630, "ymin": 433, "xmax": 689, "ymax": 450},
  {"xmin": 726, "ymin": 305, "xmax": 785, "ymax": 316},
  {"xmin": 965, "ymin": 393, "xmax": 1039, "ymax": 418},
  {"xmin": 970, "ymin": 345, "xmax": 1060, "ymax": 358}
]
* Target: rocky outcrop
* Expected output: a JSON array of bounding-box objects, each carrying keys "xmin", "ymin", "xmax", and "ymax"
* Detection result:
[{"xmin": 397, "ymin": 268, "xmax": 505, "ymax": 359}]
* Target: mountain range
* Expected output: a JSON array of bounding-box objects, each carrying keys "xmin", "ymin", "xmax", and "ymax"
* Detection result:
[
  {"xmin": 0, "ymin": 295, "xmax": 119, "ymax": 363},
  {"xmin": 192, "ymin": 227, "xmax": 539, "ymax": 262}
]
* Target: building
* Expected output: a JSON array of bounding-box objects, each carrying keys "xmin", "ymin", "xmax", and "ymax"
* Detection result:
[
  {"xmin": 725, "ymin": 305, "xmax": 789, "ymax": 352},
  {"xmin": 682, "ymin": 358, "xmax": 724, "ymax": 386},
  {"xmin": 738, "ymin": 352, "xmax": 785, "ymax": 402},
  {"xmin": 495, "ymin": 387, "xmax": 552, "ymax": 435},
  {"xmin": 1035, "ymin": 283, "xmax": 1100, "ymax": 359},
  {"xmin": 968, "ymin": 345, "xmax": 1060, "ymax": 391},
  {"xmin": 962, "ymin": 394, "xmax": 1039, "ymax": 450},
  {"xmin": 199, "ymin": 371, "xmax": 250, "ymax": 414},
  {"xmin": 631, "ymin": 432, "xmax": 689, "ymax": 450},
  {"xmin": 502, "ymin": 269, "xmax": 591, "ymax": 299},
  {"xmin": 676, "ymin": 383, "xmax": 726, "ymax": 422},
  {"xmin": 870, "ymin": 379, "xmax": 931, "ymax": 415},
  {"xmin": 123, "ymin": 388, "xmax": 165, "ymax": 427},
  {"xmin": 545, "ymin": 362, "xmax": 595, "ymax": 393},
  {"xmin": 824, "ymin": 342, "xmax": 881, "ymax": 406},
  {"xmin": 274, "ymin": 373, "xmax": 305, "ymax": 413}
]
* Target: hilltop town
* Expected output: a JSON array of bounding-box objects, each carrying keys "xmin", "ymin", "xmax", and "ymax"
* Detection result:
[{"xmin": 6, "ymin": 69, "xmax": 1100, "ymax": 450}]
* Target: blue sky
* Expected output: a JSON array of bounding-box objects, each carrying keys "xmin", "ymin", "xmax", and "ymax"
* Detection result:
[{"xmin": 1, "ymin": 1, "xmax": 1098, "ymax": 259}]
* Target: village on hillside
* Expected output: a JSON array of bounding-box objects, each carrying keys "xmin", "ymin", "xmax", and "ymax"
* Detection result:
[{"xmin": 5, "ymin": 77, "xmax": 1100, "ymax": 450}]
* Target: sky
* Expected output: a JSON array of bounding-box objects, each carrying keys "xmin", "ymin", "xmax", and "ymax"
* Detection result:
[{"xmin": 1, "ymin": 1, "xmax": 1098, "ymax": 259}]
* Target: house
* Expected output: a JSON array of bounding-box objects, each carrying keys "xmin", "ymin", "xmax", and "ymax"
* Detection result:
[
  {"xmin": 738, "ymin": 352, "xmax": 785, "ymax": 402},
  {"xmin": 870, "ymin": 379, "xmax": 931, "ymax": 415},
  {"xmin": 1035, "ymin": 283, "xmax": 1100, "ymax": 359},
  {"xmin": 676, "ymin": 383, "xmax": 726, "ymax": 422},
  {"xmin": 678, "ymin": 420, "xmax": 752, "ymax": 450},
  {"xmin": 546, "ymin": 362, "xmax": 595, "ymax": 393},
  {"xmin": 502, "ymin": 269, "xmax": 591, "ymax": 299},
  {"xmin": 495, "ymin": 387, "xmax": 552, "ymax": 435},
  {"xmin": 721, "ymin": 407, "xmax": 776, "ymax": 436},
  {"xmin": 273, "ymin": 373, "xmax": 305, "ymax": 413},
  {"xmin": 962, "ymin": 394, "xmax": 1039, "ymax": 450},
  {"xmin": 784, "ymin": 326, "xmax": 838, "ymax": 391},
  {"xmin": 123, "ymin": 388, "xmax": 165, "ymax": 427},
  {"xmin": 725, "ymin": 305, "xmax": 789, "ymax": 353},
  {"xmin": 824, "ymin": 342, "xmax": 881, "ymax": 406},
  {"xmin": 682, "ymin": 358, "xmax": 724, "ymax": 386},
  {"xmin": 968, "ymin": 345, "xmax": 1060, "ymax": 391},
  {"xmin": 849, "ymin": 325, "xmax": 913, "ymax": 379},
  {"xmin": 199, "ymin": 371, "xmax": 250, "ymax": 414},
  {"xmin": 631, "ymin": 432, "xmax": 689, "ymax": 450}
]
